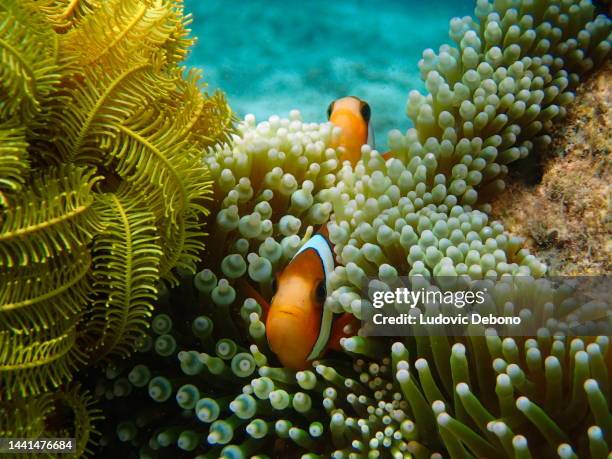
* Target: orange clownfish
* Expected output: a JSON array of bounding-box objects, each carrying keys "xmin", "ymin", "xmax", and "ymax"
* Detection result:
[
  {"xmin": 265, "ymin": 96, "xmax": 376, "ymax": 370},
  {"xmin": 265, "ymin": 226, "xmax": 356, "ymax": 370},
  {"xmin": 327, "ymin": 96, "xmax": 375, "ymax": 166}
]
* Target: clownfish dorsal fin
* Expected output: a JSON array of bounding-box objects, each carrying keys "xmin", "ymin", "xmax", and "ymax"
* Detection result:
[{"xmin": 318, "ymin": 222, "xmax": 330, "ymax": 238}]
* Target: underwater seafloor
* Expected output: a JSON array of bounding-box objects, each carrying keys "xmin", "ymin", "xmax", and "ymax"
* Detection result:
[
  {"xmin": 184, "ymin": 0, "xmax": 475, "ymax": 149},
  {"xmin": 0, "ymin": 1, "xmax": 611, "ymax": 459}
]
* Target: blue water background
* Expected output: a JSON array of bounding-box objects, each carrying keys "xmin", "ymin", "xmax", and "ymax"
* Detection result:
[{"xmin": 185, "ymin": 0, "xmax": 475, "ymax": 149}]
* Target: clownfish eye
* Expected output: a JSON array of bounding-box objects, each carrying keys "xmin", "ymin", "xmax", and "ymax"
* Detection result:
[
  {"xmin": 326, "ymin": 101, "xmax": 335, "ymax": 119},
  {"xmin": 360, "ymin": 102, "xmax": 371, "ymax": 123},
  {"xmin": 315, "ymin": 280, "xmax": 327, "ymax": 304}
]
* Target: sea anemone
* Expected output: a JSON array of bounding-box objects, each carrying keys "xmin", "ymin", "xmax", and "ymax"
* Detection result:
[
  {"xmin": 327, "ymin": 0, "xmax": 612, "ymax": 289},
  {"xmin": 97, "ymin": 0, "xmax": 610, "ymax": 457},
  {"xmin": 97, "ymin": 271, "xmax": 610, "ymax": 458},
  {"xmin": 202, "ymin": 110, "xmax": 343, "ymax": 280}
]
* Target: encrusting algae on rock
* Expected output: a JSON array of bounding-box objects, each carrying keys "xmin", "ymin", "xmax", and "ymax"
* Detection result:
[
  {"xmin": 91, "ymin": 1, "xmax": 612, "ymax": 458},
  {"xmin": 490, "ymin": 64, "xmax": 611, "ymax": 275}
]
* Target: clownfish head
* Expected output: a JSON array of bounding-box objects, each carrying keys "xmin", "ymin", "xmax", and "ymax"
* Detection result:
[
  {"xmin": 265, "ymin": 234, "xmax": 335, "ymax": 370},
  {"xmin": 327, "ymin": 96, "xmax": 374, "ymax": 166}
]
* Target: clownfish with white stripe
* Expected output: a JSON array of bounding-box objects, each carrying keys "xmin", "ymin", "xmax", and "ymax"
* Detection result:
[
  {"xmin": 265, "ymin": 96, "xmax": 378, "ymax": 370},
  {"xmin": 265, "ymin": 225, "xmax": 357, "ymax": 370}
]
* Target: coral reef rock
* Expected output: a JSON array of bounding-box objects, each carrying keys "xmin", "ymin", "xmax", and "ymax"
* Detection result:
[{"xmin": 491, "ymin": 65, "xmax": 611, "ymax": 275}]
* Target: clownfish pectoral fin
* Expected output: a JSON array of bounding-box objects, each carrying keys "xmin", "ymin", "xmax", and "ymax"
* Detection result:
[{"xmin": 328, "ymin": 313, "xmax": 360, "ymax": 352}]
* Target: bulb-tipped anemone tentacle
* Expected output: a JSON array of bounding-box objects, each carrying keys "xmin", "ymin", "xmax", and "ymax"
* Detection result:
[
  {"xmin": 325, "ymin": 0, "xmax": 611, "ymax": 331},
  {"xmin": 203, "ymin": 110, "xmax": 343, "ymax": 273}
]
